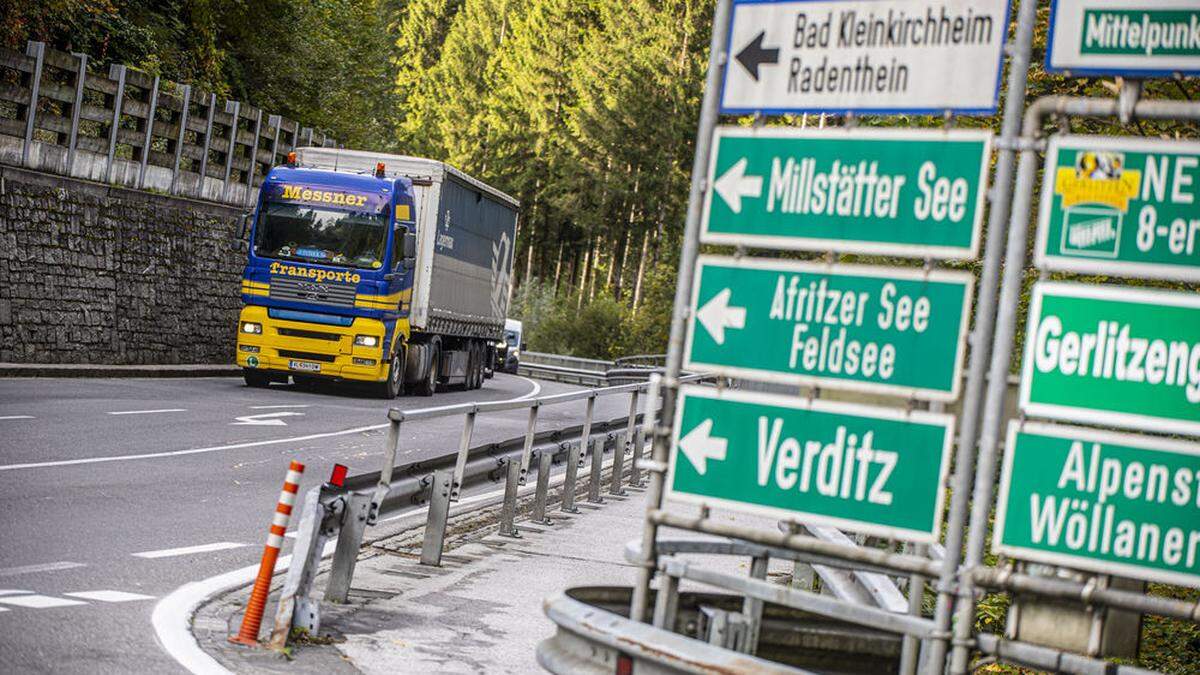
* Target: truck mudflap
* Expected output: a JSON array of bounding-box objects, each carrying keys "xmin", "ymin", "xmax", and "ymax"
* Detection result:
[{"xmin": 235, "ymin": 305, "xmax": 392, "ymax": 383}]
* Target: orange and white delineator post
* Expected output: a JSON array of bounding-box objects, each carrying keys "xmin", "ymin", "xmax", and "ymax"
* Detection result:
[{"xmin": 230, "ymin": 460, "xmax": 305, "ymax": 646}]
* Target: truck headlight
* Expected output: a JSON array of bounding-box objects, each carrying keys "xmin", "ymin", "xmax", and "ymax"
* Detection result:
[
  {"xmin": 241, "ymin": 321, "xmax": 262, "ymax": 334},
  {"xmin": 354, "ymin": 334, "xmax": 379, "ymax": 348}
]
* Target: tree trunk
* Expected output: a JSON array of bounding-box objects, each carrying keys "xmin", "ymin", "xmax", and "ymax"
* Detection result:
[
  {"xmin": 552, "ymin": 241, "xmax": 564, "ymax": 293},
  {"xmin": 577, "ymin": 242, "xmax": 590, "ymax": 310},
  {"xmin": 631, "ymin": 228, "xmax": 651, "ymax": 314}
]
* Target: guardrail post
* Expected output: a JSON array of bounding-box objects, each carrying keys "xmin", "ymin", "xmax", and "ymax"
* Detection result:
[
  {"xmin": 269, "ymin": 486, "xmax": 334, "ymax": 649},
  {"xmin": 420, "ymin": 470, "xmax": 453, "ymax": 566},
  {"xmin": 560, "ymin": 441, "xmax": 581, "ymax": 514},
  {"xmin": 451, "ymin": 407, "xmax": 476, "ymax": 501},
  {"xmin": 742, "ymin": 554, "xmax": 769, "ymax": 655},
  {"xmin": 587, "ymin": 436, "xmax": 604, "ymax": 504},
  {"xmin": 498, "ymin": 459, "xmax": 521, "ymax": 538},
  {"xmin": 137, "ymin": 74, "xmax": 159, "ymax": 189},
  {"xmin": 609, "ymin": 431, "xmax": 627, "ymax": 496},
  {"xmin": 577, "ymin": 392, "xmax": 594, "ymax": 453},
  {"xmin": 629, "ymin": 427, "xmax": 646, "ymax": 488},
  {"xmin": 624, "ymin": 390, "xmax": 639, "ymax": 454},
  {"xmin": 652, "ymin": 570, "xmax": 680, "ymax": 630},
  {"xmin": 66, "ymin": 51, "xmax": 87, "ymax": 173},
  {"xmin": 325, "ymin": 492, "xmax": 370, "ymax": 604},
  {"xmin": 518, "ymin": 402, "xmax": 540, "ymax": 484},
  {"xmin": 104, "ymin": 64, "xmax": 127, "ymax": 183},
  {"xmin": 531, "ymin": 450, "xmax": 553, "ymax": 525},
  {"xmin": 22, "ymin": 41, "xmax": 44, "ymax": 168},
  {"xmin": 169, "ymin": 84, "xmax": 190, "ymax": 195},
  {"xmin": 369, "ymin": 417, "xmax": 402, "ymax": 524}
]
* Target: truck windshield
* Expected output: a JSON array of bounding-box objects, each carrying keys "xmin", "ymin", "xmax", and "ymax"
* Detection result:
[{"xmin": 255, "ymin": 201, "xmax": 388, "ymax": 269}]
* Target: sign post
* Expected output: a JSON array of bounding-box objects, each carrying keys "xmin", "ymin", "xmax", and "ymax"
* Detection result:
[
  {"xmin": 1046, "ymin": 0, "xmax": 1200, "ymax": 77},
  {"xmin": 1035, "ymin": 135, "xmax": 1200, "ymax": 281},
  {"xmin": 684, "ymin": 255, "xmax": 973, "ymax": 400},
  {"xmin": 669, "ymin": 385, "xmax": 954, "ymax": 542},
  {"xmin": 996, "ymin": 421, "xmax": 1200, "ymax": 587},
  {"xmin": 720, "ymin": 0, "xmax": 1011, "ymax": 114},
  {"xmin": 702, "ymin": 127, "xmax": 992, "ymax": 258}
]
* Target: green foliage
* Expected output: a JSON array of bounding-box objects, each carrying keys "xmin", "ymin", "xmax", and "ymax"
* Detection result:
[{"xmin": 5, "ymin": 0, "xmax": 399, "ymax": 149}]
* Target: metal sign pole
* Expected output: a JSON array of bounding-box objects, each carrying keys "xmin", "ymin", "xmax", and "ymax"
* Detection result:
[
  {"xmin": 629, "ymin": 0, "xmax": 734, "ymax": 624},
  {"xmin": 949, "ymin": 92, "xmax": 1200, "ymax": 674},
  {"xmin": 925, "ymin": 0, "xmax": 1040, "ymax": 670}
]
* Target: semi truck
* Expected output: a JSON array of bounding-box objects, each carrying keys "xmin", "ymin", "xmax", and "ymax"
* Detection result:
[{"xmin": 235, "ymin": 147, "xmax": 519, "ymax": 397}]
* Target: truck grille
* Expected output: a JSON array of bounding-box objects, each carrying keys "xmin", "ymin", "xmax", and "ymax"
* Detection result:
[
  {"xmin": 278, "ymin": 349, "xmax": 337, "ymax": 363},
  {"xmin": 277, "ymin": 327, "xmax": 341, "ymax": 342},
  {"xmin": 269, "ymin": 277, "xmax": 357, "ymax": 308}
]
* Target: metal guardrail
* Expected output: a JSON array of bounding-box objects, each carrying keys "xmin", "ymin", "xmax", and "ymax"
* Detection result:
[
  {"xmin": 269, "ymin": 373, "xmax": 704, "ymax": 647},
  {"xmin": 517, "ymin": 362, "xmax": 607, "ymax": 387},
  {"xmin": 521, "ymin": 351, "xmax": 613, "ymax": 373},
  {"xmin": 0, "ymin": 41, "xmax": 336, "ymax": 207}
]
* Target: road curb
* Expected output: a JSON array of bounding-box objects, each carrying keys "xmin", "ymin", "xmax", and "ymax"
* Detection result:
[{"xmin": 0, "ymin": 363, "xmax": 240, "ymax": 378}]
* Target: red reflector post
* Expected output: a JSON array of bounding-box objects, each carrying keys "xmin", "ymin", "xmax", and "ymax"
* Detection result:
[
  {"xmin": 616, "ymin": 653, "xmax": 633, "ymax": 675},
  {"xmin": 329, "ymin": 463, "xmax": 348, "ymax": 487}
]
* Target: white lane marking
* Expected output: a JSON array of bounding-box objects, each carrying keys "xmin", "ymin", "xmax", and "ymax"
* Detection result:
[
  {"xmin": 512, "ymin": 375, "xmax": 542, "ymax": 401},
  {"xmin": 132, "ymin": 542, "xmax": 246, "ymax": 559},
  {"xmin": 0, "ymin": 561, "xmax": 85, "ymax": 577},
  {"xmin": 152, "ymin": 542, "xmax": 335, "ymax": 675},
  {"xmin": 154, "ymin": 448, "xmax": 560, "ymax": 675},
  {"xmin": 64, "ymin": 590, "xmax": 154, "ymax": 602},
  {"xmin": 1, "ymin": 375, "xmax": 545, "ymax": 473},
  {"xmin": 0, "ymin": 607, "xmax": 7, "ymax": 611},
  {"xmin": 231, "ymin": 411, "xmax": 304, "ymax": 426},
  {"xmin": 0, "ymin": 594, "xmax": 87, "ymax": 608},
  {"xmin": 0, "ymin": 590, "xmax": 31, "ymax": 596},
  {"xmin": 107, "ymin": 408, "xmax": 187, "ymax": 416},
  {"xmin": 0, "ymin": 415, "xmax": 34, "ymax": 420},
  {"xmin": 249, "ymin": 404, "xmax": 310, "ymax": 410}
]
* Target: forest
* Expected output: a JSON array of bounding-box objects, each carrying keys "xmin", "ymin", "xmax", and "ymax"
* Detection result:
[{"xmin": 3, "ymin": 0, "xmax": 1197, "ymax": 360}]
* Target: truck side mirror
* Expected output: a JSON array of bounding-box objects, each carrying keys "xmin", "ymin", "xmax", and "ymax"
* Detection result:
[
  {"xmin": 235, "ymin": 211, "xmax": 252, "ymax": 251},
  {"xmin": 238, "ymin": 211, "xmax": 252, "ymax": 240}
]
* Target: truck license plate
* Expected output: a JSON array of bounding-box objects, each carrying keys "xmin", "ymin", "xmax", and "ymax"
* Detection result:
[{"xmin": 288, "ymin": 360, "xmax": 321, "ymax": 372}]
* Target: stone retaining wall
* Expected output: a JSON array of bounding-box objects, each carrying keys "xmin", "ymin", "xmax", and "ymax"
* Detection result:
[{"xmin": 0, "ymin": 166, "xmax": 244, "ymax": 364}]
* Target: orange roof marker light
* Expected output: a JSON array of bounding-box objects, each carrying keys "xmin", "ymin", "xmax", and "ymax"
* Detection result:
[
  {"xmin": 375, "ymin": 162, "xmax": 386, "ymax": 178},
  {"xmin": 286, "ymin": 151, "xmax": 297, "ymax": 166}
]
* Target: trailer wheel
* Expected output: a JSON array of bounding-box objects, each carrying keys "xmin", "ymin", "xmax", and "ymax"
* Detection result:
[
  {"xmin": 470, "ymin": 342, "xmax": 483, "ymax": 389},
  {"xmin": 415, "ymin": 342, "xmax": 439, "ymax": 397}
]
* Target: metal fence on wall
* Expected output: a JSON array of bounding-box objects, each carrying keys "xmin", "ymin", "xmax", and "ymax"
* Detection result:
[{"xmin": 0, "ymin": 41, "xmax": 337, "ymax": 207}]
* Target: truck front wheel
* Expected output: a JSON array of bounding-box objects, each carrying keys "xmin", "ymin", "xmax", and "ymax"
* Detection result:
[
  {"xmin": 243, "ymin": 369, "xmax": 271, "ymax": 388},
  {"xmin": 375, "ymin": 352, "xmax": 403, "ymax": 399}
]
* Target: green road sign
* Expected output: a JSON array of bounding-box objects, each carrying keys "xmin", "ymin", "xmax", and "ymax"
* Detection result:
[
  {"xmin": 1035, "ymin": 136, "xmax": 1200, "ymax": 282},
  {"xmin": 684, "ymin": 256, "xmax": 973, "ymax": 401},
  {"xmin": 701, "ymin": 127, "xmax": 992, "ymax": 259},
  {"xmin": 996, "ymin": 421, "xmax": 1200, "ymax": 588},
  {"xmin": 1021, "ymin": 282, "xmax": 1200, "ymax": 436},
  {"xmin": 667, "ymin": 385, "xmax": 954, "ymax": 542},
  {"xmin": 1046, "ymin": 0, "xmax": 1200, "ymax": 77}
]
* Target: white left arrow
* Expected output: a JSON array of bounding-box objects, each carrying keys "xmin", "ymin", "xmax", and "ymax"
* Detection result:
[
  {"xmin": 696, "ymin": 288, "xmax": 746, "ymax": 345},
  {"xmin": 678, "ymin": 419, "xmax": 727, "ymax": 476},
  {"xmin": 231, "ymin": 412, "xmax": 305, "ymax": 426},
  {"xmin": 713, "ymin": 157, "xmax": 762, "ymax": 214}
]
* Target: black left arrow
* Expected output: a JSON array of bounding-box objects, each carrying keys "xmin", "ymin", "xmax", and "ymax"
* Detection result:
[{"xmin": 735, "ymin": 31, "xmax": 779, "ymax": 81}]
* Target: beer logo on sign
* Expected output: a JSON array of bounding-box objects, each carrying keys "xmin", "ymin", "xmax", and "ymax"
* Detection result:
[
  {"xmin": 1054, "ymin": 151, "xmax": 1142, "ymax": 259},
  {"xmin": 1054, "ymin": 151, "xmax": 1141, "ymax": 212}
]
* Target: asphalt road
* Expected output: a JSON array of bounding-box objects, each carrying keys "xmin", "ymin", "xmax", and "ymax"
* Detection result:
[{"xmin": 0, "ymin": 373, "xmax": 633, "ymax": 674}]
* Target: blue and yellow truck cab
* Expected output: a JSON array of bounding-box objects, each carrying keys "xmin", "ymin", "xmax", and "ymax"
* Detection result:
[{"xmin": 236, "ymin": 149, "xmax": 519, "ymax": 398}]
